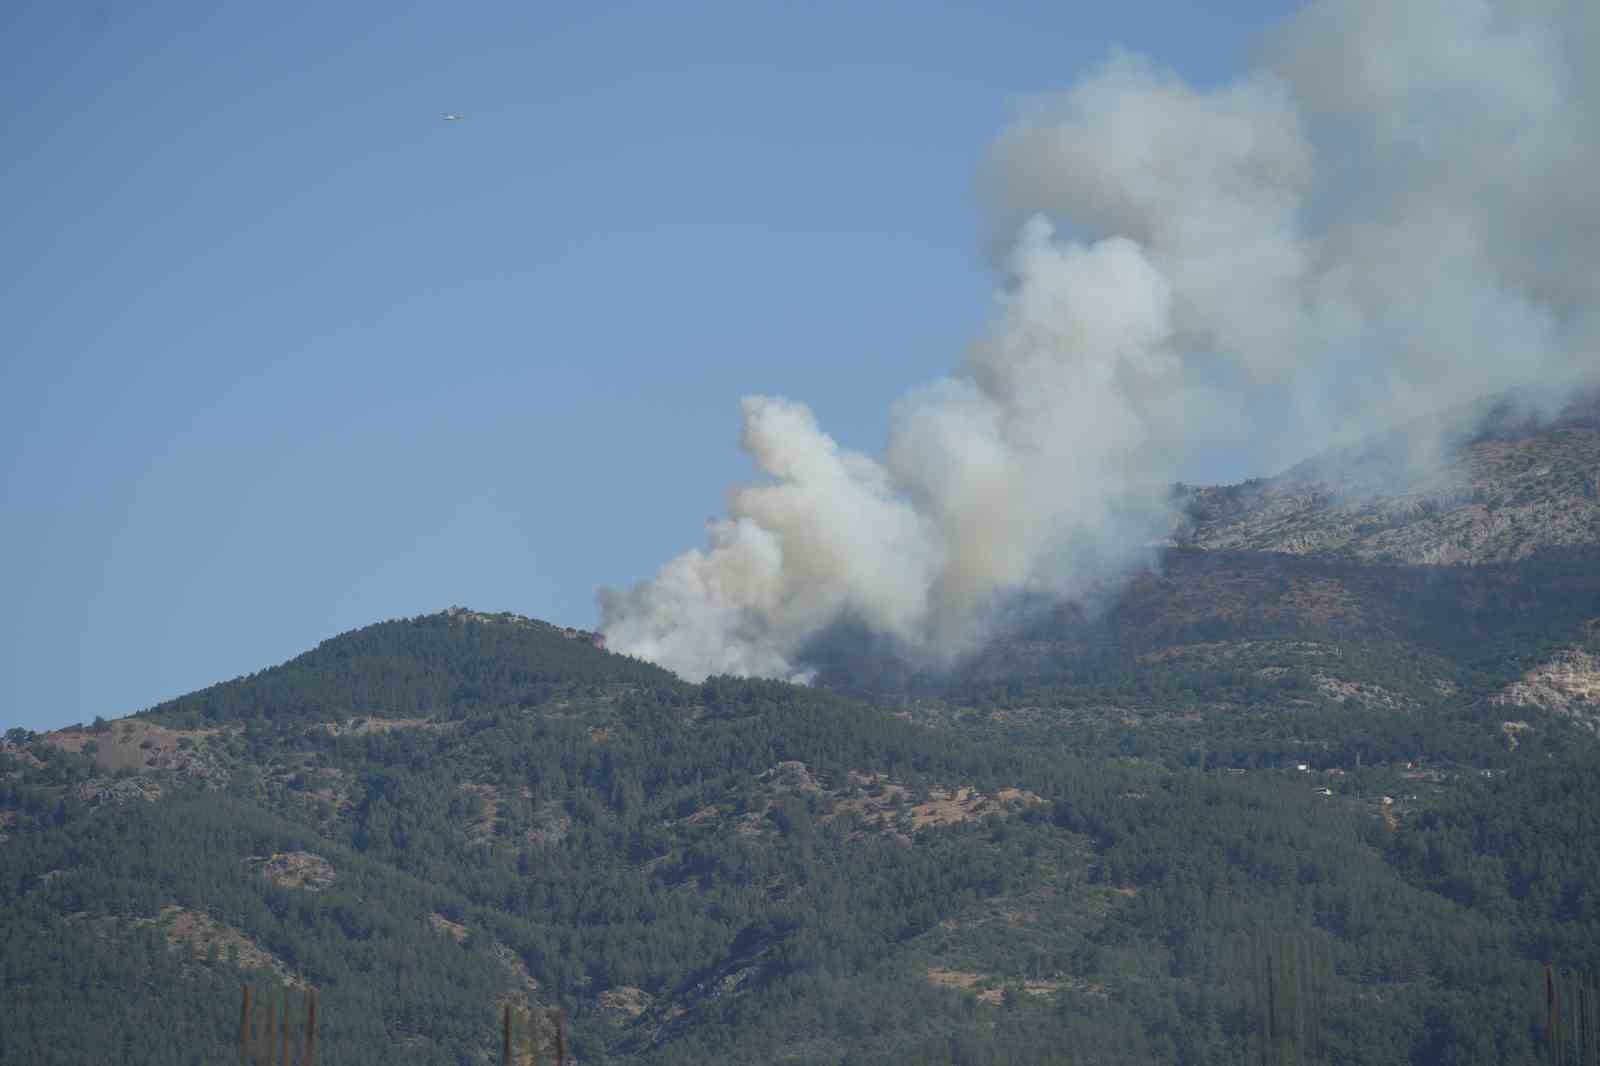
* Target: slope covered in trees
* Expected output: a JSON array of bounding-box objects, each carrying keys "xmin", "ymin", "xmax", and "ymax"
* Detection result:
[
  {"xmin": 4, "ymin": 606, "xmax": 1599, "ymax": 1063},
  {"xmin": 129, "ymin": 607, "xmax": 673, "ymax": 730}
]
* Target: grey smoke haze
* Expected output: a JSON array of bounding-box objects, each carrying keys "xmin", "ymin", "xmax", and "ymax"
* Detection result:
[{"xmin": 599, "ymin": 0, "xmax": 1600, "ymax": 682}]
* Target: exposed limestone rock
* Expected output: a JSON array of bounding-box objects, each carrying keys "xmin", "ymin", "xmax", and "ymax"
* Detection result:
[
  {"xmin": 1311, "ymin": 674, "xmax": 1412, "ymax": 710},
  {"xmin": 1176, "ymin": 396, "xmax": 1600, "ymax": 565},
  {"xmin": 1492, "ymin": 650, "xmax": 1600, "ymax": 731},
  {"xmin": 759, "ymin": 761, "xmax": 824, "ymax": 794},
  {"xmin": 597, "ymin": 985, "xmax": 654, "ymax": 1024},
  {"xmin": 1501, "ymin": 720, "xmax": 1534, "ymax": 749},
  {"xmin": 427, "ymin": 912, "xmax": 469, "ymax": 943},
  {"xmin": 833, "ymin": 773, "xmax": 1045, "ymax": 839},
  {"xmin": 312, "ymin": 717, "xmax": 458, "ymax": 738},
  {"xmin": 69, "ymin": 906, "xmax": 304, "ymax": 987},
  {"xmin": 161, "ymin": 906, "xmax": 307, "ymax": 987},
  {"xmin": 75, "ymin": 776, "xmax": 163, "ymax": 806},
  {"xmin": 925, "ymin": 968, "xmax": 1097, "ymax": 1004},
  {"xmin": 244, "ymin": 851, "xmax": 336, "ymax": 892}
]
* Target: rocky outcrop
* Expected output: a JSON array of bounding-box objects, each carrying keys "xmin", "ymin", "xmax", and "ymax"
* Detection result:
[
  {"xmin": 43, "ymin": 720, "xmax": 229, "ymax": 786},
  {"xmin": 244, "ymin": 851, "xmax": 336, "ymax": 892},
  {"xmin": 1175, "ymin": 394, "xmax": 1600, "ymax": 565},
  {"xmin": 758, "ymin": 761, "xmax": 824, "ymax": 794},
  {"xmin": 597, "ymin": 986, "xmax": 654, "ymax": 1024},
  {"xmin": 75, "ymin": 776, "xmax": 164, "ymax": 805},
  {"xmin": 1492, "ymin": 650, "xmax": 1600, "ymax": 732},
  {"xmin": 68, "ymin": 906, "xmax": 305, "ymax": 987},
  {"xmin": 426, "ymin": 912, "xmax": 469, "ymax": 943}
]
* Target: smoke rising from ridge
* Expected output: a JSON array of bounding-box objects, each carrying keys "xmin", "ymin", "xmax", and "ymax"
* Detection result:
[{"xmin": 599, "ymin": 0, "xmax": 1600, "ymax": 683}]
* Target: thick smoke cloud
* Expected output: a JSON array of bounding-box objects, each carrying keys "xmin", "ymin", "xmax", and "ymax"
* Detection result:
[{"xmin": 599, "ymin": 0, "xmax": 1600, "ymax": 682}]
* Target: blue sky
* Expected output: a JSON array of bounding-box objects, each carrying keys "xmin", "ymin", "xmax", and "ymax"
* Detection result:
[{"xmin": 2, "ymin": 0, "xmax": 1298, "ymax": 732}]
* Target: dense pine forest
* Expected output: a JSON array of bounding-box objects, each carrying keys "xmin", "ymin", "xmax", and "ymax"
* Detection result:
[{"xmin": 4, "ymin": 593, "xmax": 1599, "ymax": 1064}]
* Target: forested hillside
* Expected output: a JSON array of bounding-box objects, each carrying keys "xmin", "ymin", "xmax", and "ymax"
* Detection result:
[
  {"xmin": 813, "ymin": 545, "xmax": 1600, "ymax": 771},
  {"xmin": 4, "ymin": 599, "xmax": 1599, "ymax": 1064}
]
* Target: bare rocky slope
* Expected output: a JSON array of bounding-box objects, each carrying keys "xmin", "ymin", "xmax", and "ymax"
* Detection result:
[{"xmin": 1173, "ymin": 390, "xmax": 1600, "ymax": 565}]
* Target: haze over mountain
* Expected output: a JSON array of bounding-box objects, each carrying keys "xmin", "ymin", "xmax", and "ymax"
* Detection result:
[
  {"xmin": 808, "ymin": 392, "xmax": 1600, "ymax": 738},
  {"xmin": 1175, "ymin": 390, "xmax": 1600, "ymax": 566},
  {"xmin": 599, "ymin": 0, "xmax": 1600, "ymax": 689}
]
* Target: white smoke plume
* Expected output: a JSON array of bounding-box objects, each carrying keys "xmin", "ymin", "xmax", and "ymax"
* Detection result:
[{"xmin": 599, "ymin": 0, "xmax": 1600, "ymax": 682}]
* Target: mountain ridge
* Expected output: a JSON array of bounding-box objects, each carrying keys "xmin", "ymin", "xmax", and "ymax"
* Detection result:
[
  {"xmin": 1173, "ymin": 389, "xmax": 1600, "ymax": 565},
  {"xmin": 5, "ymin": 396, "xmax": 1600, "ymax": 1064}
]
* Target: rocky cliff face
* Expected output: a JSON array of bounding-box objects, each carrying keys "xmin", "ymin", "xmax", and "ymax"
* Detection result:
[{"xmin": 1174, "ymin": 392, "xmax": 1600, "ymax": 565}]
